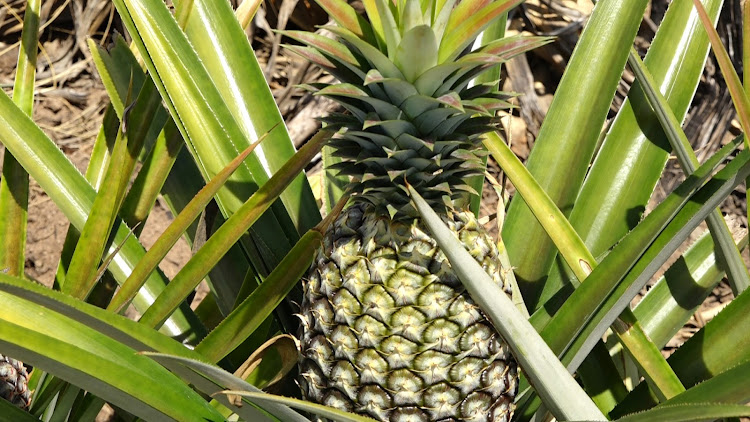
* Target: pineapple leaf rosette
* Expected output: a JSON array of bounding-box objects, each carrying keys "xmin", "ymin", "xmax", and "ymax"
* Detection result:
[{"xmin": 285, "ymin": 0, "xmax": 550, "ymax": 420}]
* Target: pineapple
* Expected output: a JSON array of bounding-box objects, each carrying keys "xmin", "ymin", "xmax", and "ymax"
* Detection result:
[
  {"xmin": 288, "ymin": 0, "xmax": 545, "ymax": 419},
  {"xmin": 0, "ymin": 354, "xmax": 30, "ymax": 409}
]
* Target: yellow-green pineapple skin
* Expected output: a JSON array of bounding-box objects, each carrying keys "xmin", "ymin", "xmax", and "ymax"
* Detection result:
[{"xmin": 300, "ymin": 203, "xmax": 517, "ymax": 421}]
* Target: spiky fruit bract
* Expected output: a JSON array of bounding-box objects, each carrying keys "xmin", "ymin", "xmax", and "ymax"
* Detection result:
[{"xmin": 289, "ymin": 0, "xmax": 549, "ymax": 420}]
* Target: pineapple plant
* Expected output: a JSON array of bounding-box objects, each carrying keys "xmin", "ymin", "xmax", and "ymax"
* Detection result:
[
  {"xmin": 287, "ymin": 0, "xmax": 543, "ymax": 419},
  {"xmin": 2, "ymin": 0, "xmax": 750, "ymax": 421}
]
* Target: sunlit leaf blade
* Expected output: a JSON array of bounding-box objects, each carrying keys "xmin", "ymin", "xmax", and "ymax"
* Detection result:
[
  {"xmin": 484, "ymin": 131, "xmax": 680, "ymax": 405},
  {"xmin": 161, "ymin": 146, "xmax": 253, "ymax": 315},
  {"xmin": 218, "ymin": 391, "xmax": 376, "ymax": 422},
  {"xmin": 627, "ymin": 49, "xmax": 750, "ymax": 295},
  {"xmin": 87, "ymin": 29, "xmax": 245, "ymax": 316},
  {"xmin": 517, "ymin": 141, "xmax": 744, "ymax": 418},
  {"xmin": 0, "ymin": 0, "xmax": 40, "ymax": 277},
  {"xmin": 180, "ymin": 0, "xmax": 321, "ymax": 234},
  {"xmin": 139, "ymin": 131, "xmax": 330, "ymax": 328},
  {"xmin": 407, "ymin": 186, "xmax": 606, "ymax": 422},
  {"xmin": 543, "ymin": 0, "xmax": 724, "ymax": 308},
  {"xmin": 143, "ymin": 353, "xmax": 309, "ymax": 422},
  {"xmin": 476, "ymin": 11, "xmax": 508, "ymax": 86},
  {"xmin": 566, "ymin": 148, "xmax": 750, "ymax": 376},
  {"xmin": 533, "ymin": 137, "xmax": 743, "ymax": 355},
  {"xmin": 465, "ymin": 10, "xmax": 509, "ymax": 215},
  {"xmin": 316, "ymin": 0, "xmax": 376, "ymax": 42},
  {"xmin": 112, "ymin": 0, "xmax": 297, "ymax": 270},
  {"xmin": 119, "ymin": 119, "xmax": 182, "ymax": 230},
  {"xmin": 236, "ymin": 0, "xmax": 263, "ymax": 29},
  {"xmin": 396, "ymin": 25, "xmax": 437, "ymax": 82},
  {"xmin": 616, "ymin": 404, "xmax": 750, "ymax": 422},
  {"xmin": 615, "ymin": 360, "xmax": 750, "ymax": 418},
  {"xmin": 484, "ymin": 131, "xmax": 594, "ymax": 284},
  {"xmin": 611, "ymin": 315, "xmax": 684, "ymax": 401},
  {"xmin": 661, "ymin": 360, "xmax": 750, "ymax": 406},
  {"xmin": 0, "ymin": 289, "xmax": 223, "ymax": 421},
  {"xmin": 0, "ymin": 273, "xmax": 202, "ymax": 360},
  {"xmin": 502, "ymin": 0, "xmax": 649, "ymax": 310},
  {"xmin": 89, "ymin": 35, "xmax": 174, "ymax": 233},
  {"xmin": 0, "ymin": 85, "xmax": 197, "ymax": 338}
]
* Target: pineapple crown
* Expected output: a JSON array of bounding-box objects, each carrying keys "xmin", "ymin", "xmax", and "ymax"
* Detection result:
[{"xmin": 283, "ymin": 0, "xmax": 550, "ymax": 217}]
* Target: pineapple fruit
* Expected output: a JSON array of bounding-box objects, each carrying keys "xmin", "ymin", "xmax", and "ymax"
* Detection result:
[
  {"xmin": 0, "ymin": 354, "xmax": 30, "ymax": 409},
  {"xmin": 288, "ymin": 0, "xmax": 545, "ymax": 419}
]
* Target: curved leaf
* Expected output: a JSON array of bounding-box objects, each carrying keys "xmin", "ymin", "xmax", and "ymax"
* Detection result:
[
  {"xmin": 143, "ymin": 353, "xmax": 309, "ymax": 422},
  {"xmin": 219, "ymin": 391, "xmax": 376, "ymax": 422},
  {"xmin": 0, "ymin": 289, "xmax": 222, "ymax": 421},
  {"xmin": 616, "ymin": 404, "xmax": 750, "ymax": 422}
]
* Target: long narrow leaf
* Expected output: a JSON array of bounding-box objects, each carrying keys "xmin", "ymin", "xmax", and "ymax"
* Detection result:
[
  {"xmin": 517, "ymin": 141, "xmax": 745, "ymax": 417},
  {"xmin": 692, "ymin": 0, "xmax": 750, "ymax": 137},
  {"xmin": 219, "ymin": 391, "xmax": 376, "ymax": 422},
  {"xmin": 0, "ymin": 0, "xmax": 40, "ymax": 276},
  {"xmin": 614, "ymin": 357, "xmax": 750, "ymax": 417},
  {"xmin": 535, "ymin": 138, "xmax": 743, "ymax": 357},
  {"xmin": 627, "ymin": 49, "xmax": 750, "ymax": 295},
  {"xmin": 0, "ymin": 274, "xmax": 203, "ymax": 361},
  {"xmin": 407, "ymin": 186, "xmax": 606, "ymax": 422},
  {"xmin": 616, "ymin": 404, "xmax": 750, "ymax": 422},
  {"xmin": 139, "ymin": 131, "xmax": 330, "ymax": 328},
  {"xmin": 484, "ymin": 131, "xmax": 594, "ymax": 283},
  {"xmin": 502, "ymin": 0, "xmax": 649, "ymax": 310},
  {"xmin": 119, "ymin": 120, "xmax": 182, "ymax": 230},
  {"xmin": 0, "ymin": 398, "xmax": 40, "ymax": 422},
  {"xmin": 661, "ymin": 361, "xmax": 750, "ymax": 406},
  {"xmin": 108, "ymin": 130, "xmax": 271, "ymax": 313},
  {"xmin": 64, "ymin": 80, "xmax": 164, "ymax": 299},
  {"xmin": 563, "ymin": 148, "xmax": 750, "ymax": 373},
  {"xmin": 114, "ymin": 0, "xmax": 303, "ymax": 275},
  {"xmin": 0, "ymin": 85, "xmax": 198, "ymax": 338},
  {"xmin": 635, "ymin": 231, "xmax": 748, "ymax": 348},
  {"xmin": 87, "ymin": 31, "xmax": 247, "ymax": 316},
  {"xmin": 180, "ymin": 0, "xmax": 321, "ymax": 235}
]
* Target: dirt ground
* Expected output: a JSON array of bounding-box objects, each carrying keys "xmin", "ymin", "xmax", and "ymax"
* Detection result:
[{"xmin": 0, "ymin": 0, "xmax": 746, "ymax": 418}]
